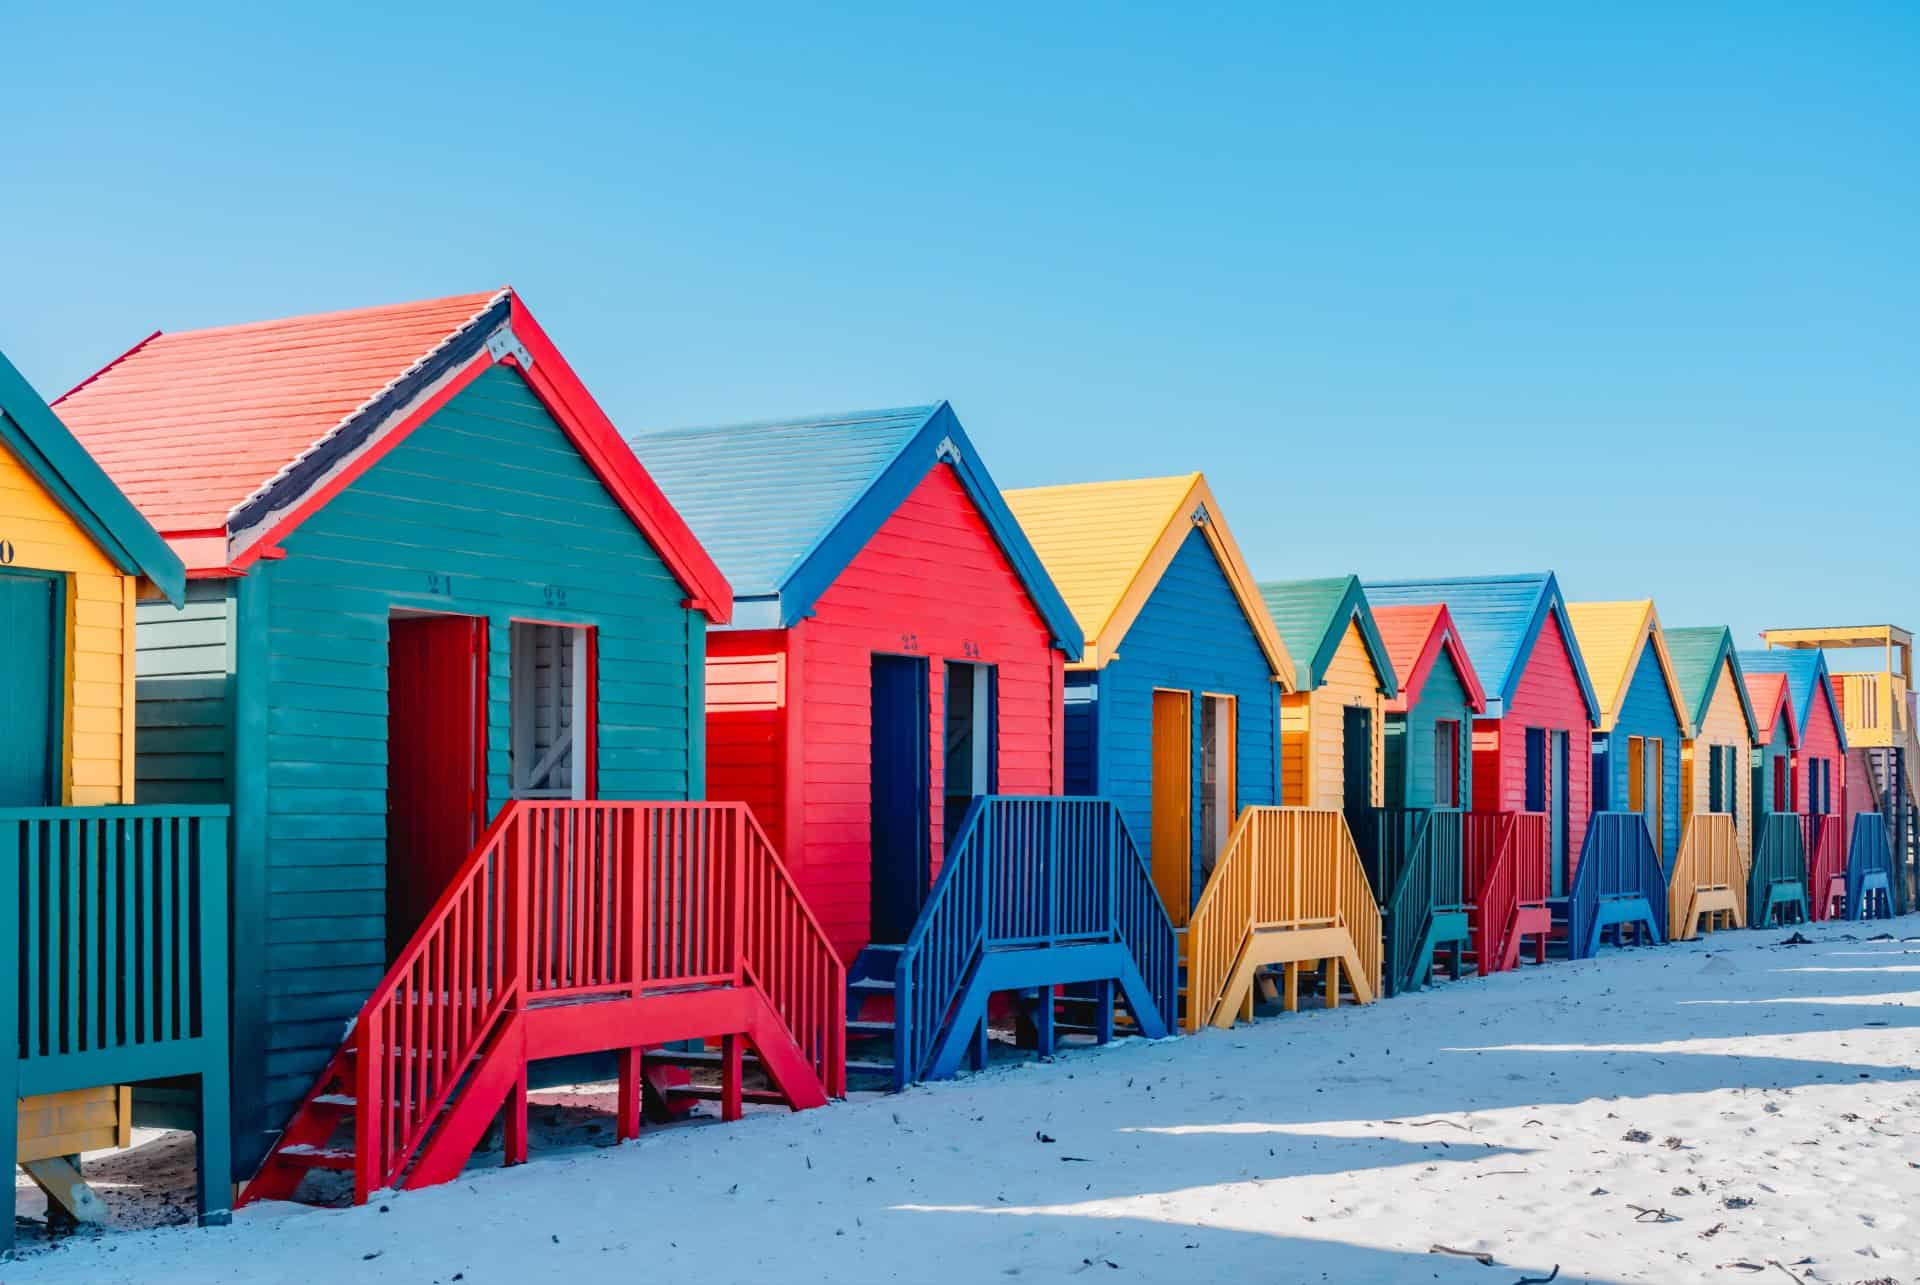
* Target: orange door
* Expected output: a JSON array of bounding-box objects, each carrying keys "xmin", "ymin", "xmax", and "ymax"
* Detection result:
[{"xmin": 1151, "ymin": 690, "xmax": 1192, "ymax": 927}]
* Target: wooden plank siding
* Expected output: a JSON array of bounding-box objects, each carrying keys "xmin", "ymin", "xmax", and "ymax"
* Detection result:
[
  {"xmin": 1394, "ymin": 645, "xmax": 1474, "ymax": 810},
  {"xmin": 1797, "ymin": 680, "xmax": 1845, "ymax": 823},
  {"xmin": 1080, "ymin": 527, "xmax": 1280, "ymax": 907},
  {"xmin": 780, "ymin": 465, "xmax": 1061, "ymax": 960},
  {"xmin": 153, "ymin": 364, "xmax": 706, "ymax": 1159},
  {"xmin": 1472, "ymin": 609, "xmax": 1593, "ymax": 860},
  {"xmin": 0, "ymin": 438, "xmax": 136, "ymax": 805},
  {"xmin": 1282, "ymin": 621, "xmax": 1386, "ymax": 810},
  {"xmin": 1687, "ymin": 660, "xmax": 1754, "ymax": 859},
  {"xmin": 134, "ymin": 581, "xmax": 235, "ymax": 804},
  {"xmin": 1595, "ymin": 643, "xmax": 1684, "ymax": 864},
  {"xmin": 706, "ymin": 630, "xmax": 789, "ymax": 853}
]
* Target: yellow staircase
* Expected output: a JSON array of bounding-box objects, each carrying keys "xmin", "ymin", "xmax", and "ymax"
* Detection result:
[
  {"xmin": 1668, "ymin": 813, "xmax": 1746, "ymax": 941},
  {"xmin": 1182, "ymin": 807, "xmax": 1382, "ymax": 1031}
]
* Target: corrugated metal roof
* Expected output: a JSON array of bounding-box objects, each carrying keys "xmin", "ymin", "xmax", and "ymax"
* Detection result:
[
  {"xmin": 627, "ymin": 406, "xmax": 939, "ymax": 601},
  {"xmin": 1004, "ymin": 474, "xmax": 1293, "ymax": 681},
  {"xmin": 1566, "ymin": 600, "xmax": 1689, "ymax": 734},
  {"xmin": 1256, "ymin": 575, "xmax": 1395, "ymax": 696},
  {"xmin": 55, "ymin": 290, "xmax": 505, "ymax": 534},
  {"xmin": 1363, "ymin": 572, "xmax": 1599, "ymax": 721}
]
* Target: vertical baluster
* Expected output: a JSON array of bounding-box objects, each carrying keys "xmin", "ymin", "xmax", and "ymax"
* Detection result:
[{"xmin": 23, "ymin": 820, "xmax": 40, "ymax": 1057}]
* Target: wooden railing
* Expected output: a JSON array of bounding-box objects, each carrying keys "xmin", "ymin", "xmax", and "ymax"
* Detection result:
[
  {"xmin": 353, "ymin": 800, "xmax": 840, "ymax": 1195},
  {"xmin": 1383, "ymin": 809, "xmax": 1464, "ymax": 995},
  {"xmin": 1565, "ymin": 812, "xmax": 1667, "ymax": 959},
  {"xmin": 1803, "ymin": 814, "xmax": 1846, "ymax": 921},
  {"xmin": 1749, "ymin": 812, "xmax": 1808, "ymax": 926},
  {"xmin": 1184, "ymin": 808, "xmax": 1382, "ymax": 1031},
  {"xmin": 1462, "ymin": 811, "xmax": 1546, "ymax": 974},
  {"xmin": 1836, "ymin": 671, "xmax": 1910, "ymax": 748},
  {"xmin": 1668, "ymin": 813, "xmax": 1745, "ymax": 938},
  {"xmin": 1357, "ymin": 808, "xmax": 1426, "ymax": 903},
  {"xmin": 1, "ymin": 807, "xmax": 230, "ymax": 1093},
  {"xmin": 893, "ymin": 797, "xmax": 1175, "ymax": 1085},
  {"xmin": 1844, "ymin": 813, "xmax": 1894, "ymax": 920}
]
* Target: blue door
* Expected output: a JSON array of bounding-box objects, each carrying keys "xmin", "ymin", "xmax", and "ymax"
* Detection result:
[
  {"xmin": 870, "ymin": 654, "xmax": 931, "ymax": 944},
  {"xmin": 0, "ymin": 571, "xmax": 59, "ymax": 807}
]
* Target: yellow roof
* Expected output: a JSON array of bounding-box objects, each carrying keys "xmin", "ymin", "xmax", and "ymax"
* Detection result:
[
  {"xmin": 1004, "ymin": 473, "xmax": 1295, "ymax": 685},
  {"xmin": 1566, "ymin": 599, "xmax": 1691, "ymax": 736}
]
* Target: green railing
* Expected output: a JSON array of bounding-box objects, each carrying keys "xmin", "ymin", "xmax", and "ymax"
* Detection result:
[
  {"xmin": 1, "ymin": 806, "xmax": 232, "ymax": 1242},
  {"xmin": 1749, "ymin": 812, "xmax": 1808, "ymax": 926},
  {"xmin": 1383, "ymin": 809, "xmax": 1464, "ymax": 996}
]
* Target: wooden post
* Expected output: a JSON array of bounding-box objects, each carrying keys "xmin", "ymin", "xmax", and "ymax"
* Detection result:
[
  {"xmin": 1093, "ymin": 979, "xmax": 1114, "ymax": 1045},
  {"xmin": 616, "ymin": 1047, "xmax": 642, "ymax": 1142},
  {"xmin": 1326, "ymin": 958, "xmax": 1341, "ymax": 1009},
  {"xmin": 1282, "ymin": 962, "xmax": 1298, "ymax": 1013},
  {"xmin": 721, "ymin": 1034, "xmax": 743, "ymax": 1123},
  {"xmin": 197, "ymin": 814, "xmax": 233, "ymax": 1224},
  {"xmin": 505, "ymin": 1062, "xmax": 529, "ymax": 1166},
  {"xmin": 1034, "ymin": 986, "xmax": 1055, "ymax": 1057}
]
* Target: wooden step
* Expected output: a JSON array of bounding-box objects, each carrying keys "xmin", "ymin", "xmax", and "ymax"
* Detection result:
[
  {"xmin": 670, "ymin": 1085, "xmax": 791, "ymax": 1107},
  {"xmin": 846, "ymin": 1020, "xmax": 894, "ymax": 1038},
  {"xmin": 274, "ymin": 1145, "xmax": 356, "ymax": 1172},
  {"xmin": 844, "ymin": 1058, "xmax": 895, "ymax": 1077},
  {"xmin": 848, "ymin": 978, "xmax": 895, "ymax": 995}
]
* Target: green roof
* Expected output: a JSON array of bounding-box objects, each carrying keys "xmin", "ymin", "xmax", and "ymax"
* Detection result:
[
  {"xmin": 1256, "ymin": 575, "xmax": 1397, "ymax": 696},
  {"xmin": 1666, "ymin": 625, "xmax": 1759, "ymax": 741}
]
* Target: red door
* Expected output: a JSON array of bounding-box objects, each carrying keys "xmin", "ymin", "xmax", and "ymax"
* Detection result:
[{"xmin": 387, "ymin": 615, "xmax": 489, "ymax": 957}]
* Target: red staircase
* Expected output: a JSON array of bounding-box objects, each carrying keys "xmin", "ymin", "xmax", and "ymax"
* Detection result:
[
  {"xmin": 1804, "ymin": 813, "xmax": 1847, "ymax": 921},
  {"xmin": 241, "ymin": 801, "xmax": 843, "ymax": 1207},
  {"xmin": 1462, "ymin": 812, "xmax": 1550, "ymax": 974}
]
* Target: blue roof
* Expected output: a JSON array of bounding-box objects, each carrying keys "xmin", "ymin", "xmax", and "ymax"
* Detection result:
[
  {"xmin": 1362, "ymin": 572, "xmax": 1600, "ymax": 722},
  {"xmin": 1737, "ymin": 648, "xmax": 1847, "ymax": 752},
  {"xmin": 0, "ymin": 348, "xmax": 184, "ymax": 604},
  {"xmin": 627, "ymin": 402, "xmax": 1082, "ymax": 656}
]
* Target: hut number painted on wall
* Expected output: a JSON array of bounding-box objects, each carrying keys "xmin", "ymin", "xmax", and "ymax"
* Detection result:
[
  {"xmin": 961, "ymin": 640, "xmax": 981, "ymax": 658},
  {"xmin": 0, "ymin": 539, "xmax": 13, "ymax": 565},
  {"xmin": 898, "ymin": 633, "xmax": 920, "ymax": 651},
  {"xmin": 543, "ymin": 586, "xmax": 568, "ymax": 608},
  {"xmin": 425, "ymin": 572, "xmax": 455, "ymax": 597}
]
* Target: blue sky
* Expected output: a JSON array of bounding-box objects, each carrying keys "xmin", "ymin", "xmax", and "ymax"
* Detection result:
[{"xmin": 8, "ymin": 4, "xmax": 1915, "ymax": 654}]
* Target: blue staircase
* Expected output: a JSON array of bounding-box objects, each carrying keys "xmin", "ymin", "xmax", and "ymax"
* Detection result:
[
  {"xmin": 1554, "ymin": 812, "xmax": 1667, "ymax": 959},
  {"xmin": 1844, "ymin": 812, "xmax": 1896, "ymax": 921},
  {"xmin": 854, "ymin": 797, "xmax": 1176, "ymax": 1092}
]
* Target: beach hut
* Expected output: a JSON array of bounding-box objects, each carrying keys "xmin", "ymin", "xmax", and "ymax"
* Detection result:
[
  {"xmin": 1364, "ymin": 574, "xmax": 1601, "ymax": 966},
  {"xmin": 1001, "ymin": 474, "xmax": 1295, "ymax": 927},
  {"xmin": 1664, "ymin": 626, "xmax": 1759, "ymax": 938},
  {"xmin": 1741, "ymin": 648, "xmax": 1848, "ymax": 918},
  {"xmin": 1554, "ymin": 600, "xmax": 1685, "ymax": 954},
  {"xmin": 1371, "ymin": 603, "xmax": 1487, "ymax": 991},
  {"xmin": 630, "ymin": 407, "xmax": 1175, "ymax": 1087},
  {"xmin": 56, "ymin": 290, "xmax": 843, "ymax": 1209},
  {"xmin": 1759, "ymin": 626, "xmax": 1914, "ymax": 916},
  {"xmin": 0, "ymin": 349, "xmax": 228, "ymax": 1244},
  {"xmin": 1743, "ymin": 670, "xmax": 1808, "ymax": 924}
]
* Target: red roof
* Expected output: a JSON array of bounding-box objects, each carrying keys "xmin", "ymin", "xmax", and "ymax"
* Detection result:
[
  {"xmin": 58, "ymin": 290, "xmax": 503, "ymax": 534},
  {"xmin": 1373, "ymin": 602, "xmax": 1487, "ymax": 716},
  {"xmin": 53, "ymin": 289, "xmax": 732, "ymax": 621},
  {"xmin": 1747, "ymin": 671, "xmax": 1799, "ymax": 746}
]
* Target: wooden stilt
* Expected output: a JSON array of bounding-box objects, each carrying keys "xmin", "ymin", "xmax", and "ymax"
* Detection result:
[
  {"xmin": 721, "ymin": 1034, "xmax": 743, "ymax": 1122},
  {"xmin": 1282, "ymin": 962, "xmax": 1299, "ymax": 1013},
  {"xmin": 1326, "ymin": 957, "xmax": 1341, "ymax": 1009},
  {"xmin": 1093, "ymin": 980, "xmax": 1114, "ymax": 1045},
  {"xmin": 505, "ymin": 1063, "xmax": 529, "ymax": 1166},
  {"xmin": 1034, "ymin": 986, "xmax": 1056, "ymax": 1057},
  {"xmin": 616, "ymin": 1047, "xmax": 642, "ymax": 1141}
]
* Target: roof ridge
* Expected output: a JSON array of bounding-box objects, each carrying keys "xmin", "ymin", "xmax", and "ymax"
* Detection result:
[
  {"xmin": 628, "ymin": 403, "xmax": 943, "ymax": 442},
  {"xmin": 141, "ymin": 288, "xmax": 508, "ymax": 344}
]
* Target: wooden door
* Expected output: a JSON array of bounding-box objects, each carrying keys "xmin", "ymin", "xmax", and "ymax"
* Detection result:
[
  {"xmin": 0, "ymin": 571, "xmax": 59, "ymax": 807},
  {"xmin": 1150, "ymin": 690, "xmax": 1192, "ymax": 926},
  {"xmin": 387, "ymin": 614, "xmax": 488, "ymax": 957}
]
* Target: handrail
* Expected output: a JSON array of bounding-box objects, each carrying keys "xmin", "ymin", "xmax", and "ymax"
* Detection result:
[
  {"xmin": 1668, "ymin": 813, "xmax": 1745, "ymax": 937},
  {"xmin": 1358, "ymin": 808, "xmax": 1427, "ymax": 903},
  {"xmin": 1184, "ymin": 807, "xmax": 1383, "ymax": 1030},
  {"xmin": 1382, "ymin": 809, "xmax": 1465, "ymax": 995},
  {"xmin": 351, "ymin": 799, "xmax": 836, "ymax": 1194},
  {"xmin": 1749, "ymin": 812, "xmax": 1808, "ymax": 926},
  {"xmin": 1564, "ymin": 812, "xmax": 1667, "ymax": 959},
  {"xmin": 893, "ymin": 797, "xmax": 1175, "ymax": 1082},
  {"xmin": 1844, "ymin": 812, "xmax": 1894, "ymax": 920},
  {"xmin": 0, "ymin": 806, "xmax": 230, "ymax": 1079},
  {"xmin": 1803, "ymin": 814, "xmax": 1846, "ymax": 921}
]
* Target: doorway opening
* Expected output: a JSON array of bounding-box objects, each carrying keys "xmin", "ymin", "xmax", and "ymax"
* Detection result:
[
  {"xmin": 387, "ymin": 613, "xmax": 488, "ymax": 958},
  {"xmin": 1150, "ymin": 689, "xmax": 1192, "ymax": 925},
  {"xmin": 942, "ymin": 661, "xmax": 997, "ymax": 850},
  {"xmin": 870, "ymin": 654, "xmax": 931, "ymax": 945},
  {"xmin": 1198, "ymin": 694, "xmax": 1236, "ymax": 882},
  {"xmin": 1341, "ymin": 705, "xmax": 1372, "ymax": 845},
  {"xmin": 1552, "ymin": 730, "xmax": 1571, "ymax": 895},
  {"xmin": 509, "ymin": 621, "xmax": 593, "ymax": 800}
]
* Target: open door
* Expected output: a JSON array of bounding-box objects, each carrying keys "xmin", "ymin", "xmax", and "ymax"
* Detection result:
[
  {"xmin": 1552, "ymin": 730, "xmax": 1571, "ymax": 895},
  {"xmin": 942, "ymin": 661, "xmax": 996, "ymax": 849},
  {"xmin": 1150, "ymin": 690, "xmax": 1192, "ymax": 925},
  {"xmin": 1342, "ymin": 704, "xmax": 1372, "ymax": 844},
  {"xmin": 387, "ymin": 614, "xmax": 488, "ymax": 958},
  {"xmin": 870, "ymin": 654, "xmax": 931, "ymax": 945},
  {"xmin": 0, "ymin": 570, "xmax": 60, "ymax": 807}
]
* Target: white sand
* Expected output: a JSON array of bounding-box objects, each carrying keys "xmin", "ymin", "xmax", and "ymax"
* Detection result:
[{"xmin": 12, "ymin": 916, "xmax": 1918, "ymax": 1284}]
